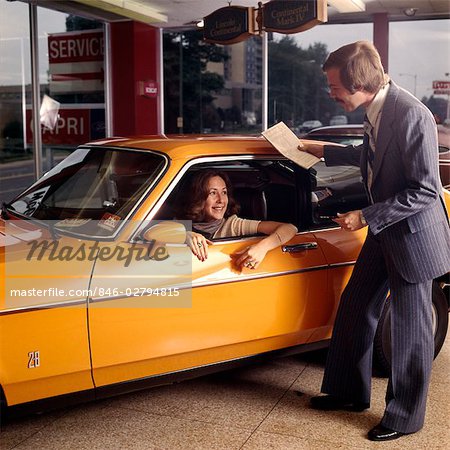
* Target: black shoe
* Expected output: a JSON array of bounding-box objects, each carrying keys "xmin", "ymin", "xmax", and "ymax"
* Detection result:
[
  {"xmin": 368, "ymin": 424, "xmax": 406, "ymax": 441},
  {"xmin": 310, "ymin": 395, "xmax": 369, "ymax": 412}
]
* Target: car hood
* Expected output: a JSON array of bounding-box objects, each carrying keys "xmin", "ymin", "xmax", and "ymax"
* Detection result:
[{"xmin": 0, "ymin": 217, "xmax": 50, "ymax": 254}]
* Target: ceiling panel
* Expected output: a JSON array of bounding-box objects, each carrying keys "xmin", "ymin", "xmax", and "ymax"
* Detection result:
[
  {"xmin": 144, "ymin": 0, "xmax": 450, "ymax": 27},
  {"xmin": 29, "ymin": 0, "xmax": 450, "ymax": 27}
]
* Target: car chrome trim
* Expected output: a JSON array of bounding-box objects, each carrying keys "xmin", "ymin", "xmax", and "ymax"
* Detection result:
[
  {"xmin": 1, "ymin": 261, "xmax": 357, "ymax": 314},
  {"xmin": 0, "ymin": 299, "xmax": 87, "ymax": 316},
  {"xmin": 87, "ymin": 263, "xmax": 337, "ymax": 304},
  {"xmin": 0, "ymin": 260, "xmax": 357, "ymax": 314},
  {"xmin": 329, "ymin": 261, "xmax": 357, "ymax": 268}
]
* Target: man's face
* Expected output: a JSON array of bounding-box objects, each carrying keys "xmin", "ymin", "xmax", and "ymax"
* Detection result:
[{"xmin": 325, "ymin": 68, "xmax": 370, "ymax": 111}]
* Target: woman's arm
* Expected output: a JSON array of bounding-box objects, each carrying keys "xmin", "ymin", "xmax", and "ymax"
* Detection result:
[{"xmin": 235, "ymin": 221, "xmax": 298, "ymax": 269}]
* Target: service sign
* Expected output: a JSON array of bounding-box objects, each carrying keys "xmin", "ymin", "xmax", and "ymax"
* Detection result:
[
  {"xmin": 203, "ymin": 6, "xmax": 256, "ymax": 45},
  {"xmin": 48, "ymin": 29, "xmax": 104, "ymax": 94},
  {"xmin": 262, "ymin": 0, "xmax": 327, "ymax": 34}
]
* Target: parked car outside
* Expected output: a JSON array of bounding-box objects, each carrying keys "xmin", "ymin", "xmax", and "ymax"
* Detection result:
[
  {"xmin": 299, "ymin": 120, "xmax": 322, "ymax": 133},
  {"xmin": 306, "ymin": 124, "xmax": 450, "ymax": 188},
  {"xmin": 329, "ymin": 115, "xmax": 348, "ymax": 126},
  {"xmin": 1, "ymin": 135, "xmax": 449, "ymax": 416},
  {"xmin": 437, "ymin": 124, "xmax": 450, "ymax": 189}
]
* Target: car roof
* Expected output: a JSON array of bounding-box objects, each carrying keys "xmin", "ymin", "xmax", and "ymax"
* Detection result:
[{"xmin": 83, "ymin": 134, "xmax": 282, "ymax": 161}]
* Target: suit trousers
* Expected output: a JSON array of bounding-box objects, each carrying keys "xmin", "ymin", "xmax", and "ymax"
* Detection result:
[{"xmin": 321, "ymin": 231, "xmax": 434, "ymax": 433}]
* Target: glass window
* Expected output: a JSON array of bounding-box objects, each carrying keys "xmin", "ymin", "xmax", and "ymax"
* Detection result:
[
  {"xmin": 163, "ymin": 31, "xmax": 262, "ymax": 135},
  {"xmin": 9, "ymin": 147, "xmax": 166, "ymax": 227},
  {"xmin": 269, "ymin": 23, "xmax": 372, "ymax": 134},
  {"xmin": 0, "ymin": 3, "xmax": 106, "ymax": 203},
  {"xmin": 0, "ymin": 0, "xmax": 31, "ymax": 201},
  {"xmin": 389, "ymin": 19, "xmax": 450, "ymax": 124}
]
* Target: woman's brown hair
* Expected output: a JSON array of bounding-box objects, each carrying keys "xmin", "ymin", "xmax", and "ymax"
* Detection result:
[
  {"xmin": 181, "ymin": 169, "xmax": 239, "ymax": 222},
  {"xmin": 323, "ymin": 40, "xmax": 388, "ymax": 94}
]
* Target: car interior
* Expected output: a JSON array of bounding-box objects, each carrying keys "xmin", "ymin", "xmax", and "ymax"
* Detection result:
[{"xmin": 152, "ymin": 157, "xmax": 370, "ymax": 235}]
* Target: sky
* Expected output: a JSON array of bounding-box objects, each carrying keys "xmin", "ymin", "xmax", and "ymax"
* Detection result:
[{"xmin": 1, "ymin": 1, "xmax": 449, "ymax": 102}]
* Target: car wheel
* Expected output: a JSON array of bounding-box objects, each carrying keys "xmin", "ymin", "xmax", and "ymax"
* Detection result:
[{"xmin": 373, "ymin": 281, "xmax": 449, "ymax": 377}]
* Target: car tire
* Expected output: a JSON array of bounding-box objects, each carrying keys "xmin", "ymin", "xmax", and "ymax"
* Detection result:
[{"xmin": 373, "ymin": 281, "xmax": 449, "ymax": 377}]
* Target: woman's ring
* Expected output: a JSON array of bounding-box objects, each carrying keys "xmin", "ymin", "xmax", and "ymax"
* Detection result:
[{"xmin": 197, "ymin": 242, "xmax": 203, "ymax": 248}]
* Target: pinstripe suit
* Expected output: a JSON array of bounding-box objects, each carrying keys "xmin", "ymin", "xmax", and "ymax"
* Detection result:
[{"xmin": 322, "ymin": 80, "xmax": 450, "ymax": 433}]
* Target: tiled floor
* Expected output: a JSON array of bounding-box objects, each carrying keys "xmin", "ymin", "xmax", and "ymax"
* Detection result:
[{"xmin": 1, "ymin": 334, "xmax": 449, "ymax": 449}]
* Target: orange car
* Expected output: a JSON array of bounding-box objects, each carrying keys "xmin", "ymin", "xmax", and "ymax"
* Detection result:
[{"xmin": 1, "ymin": 135, "xmax": 448, "ymax": 416}]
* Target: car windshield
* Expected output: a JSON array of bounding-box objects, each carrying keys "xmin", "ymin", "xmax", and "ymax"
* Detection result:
[{"xmin": 9, "ymin": 147, "xmax": 166, "ymax": 229}]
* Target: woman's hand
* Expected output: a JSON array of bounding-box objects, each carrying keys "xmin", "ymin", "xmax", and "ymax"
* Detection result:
[
  {"xmin": 186, "ymin": 231, "xmax": 212, "ymax": 261},
  {"xmin": 234, "ymin": 242, "xmax": 269, "ymax": 270}
]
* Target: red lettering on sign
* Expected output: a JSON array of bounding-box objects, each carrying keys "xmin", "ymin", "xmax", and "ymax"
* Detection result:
[
  {"xmin": 433, "ymin": 80, "xmax": 450, "ymax": 90},
  {"xmin": 48, "ymin": 31, "xmax": 104, "ymax": 64},
  {"xmin": 26, "ymin": 109, "xmax": 90, "ymax": 145}
]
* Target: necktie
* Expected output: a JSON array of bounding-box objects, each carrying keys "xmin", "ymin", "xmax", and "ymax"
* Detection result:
[{"xmin": 363, "ymin": 114, "xmax": 375, "ymax": 200}]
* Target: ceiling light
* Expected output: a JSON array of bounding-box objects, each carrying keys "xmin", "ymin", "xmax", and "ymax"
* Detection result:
[
  {"xmin": 328, "ymin": 0, "xmax": 365, "ymax": 13},
  {"xmin": 403, "ymin": 8, "xmax": 418, "ymax": 17}
]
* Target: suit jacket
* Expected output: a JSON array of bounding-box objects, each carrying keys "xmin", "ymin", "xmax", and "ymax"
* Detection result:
[{"xmin": 324, "ymin": 80, "xmax": 450, "ymax": 283}]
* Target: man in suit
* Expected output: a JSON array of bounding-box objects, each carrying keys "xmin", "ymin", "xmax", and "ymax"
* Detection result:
[{"xmin": 302, "ymin": 41, "xmax": 450, "ymax": 441}]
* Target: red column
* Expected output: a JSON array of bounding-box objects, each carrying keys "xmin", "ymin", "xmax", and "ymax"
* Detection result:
[
  {"xmin": 373, "ymin": 13, "xmax": 389, "ymax": 73},
  {"xmin": 110, "ymin": 21, "xmax": 161, "ymax": 136}
]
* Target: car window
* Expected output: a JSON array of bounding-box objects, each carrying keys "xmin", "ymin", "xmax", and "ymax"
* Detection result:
[
  {"xmin": 153, "ymin": 158, "xmax": 301, "ymax": 235},
  {"xmin": 308, "ymin": 160, "xmax": 369, "ymax": 228},
  {"xmin": 10, "ymin": 147, "xmax": 167, "ymax": 235}
]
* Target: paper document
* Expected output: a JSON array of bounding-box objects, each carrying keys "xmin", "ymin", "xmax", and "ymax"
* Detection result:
[{"xmin": 262, "ymin": 121, "xmax": 320, "ymax": 169}]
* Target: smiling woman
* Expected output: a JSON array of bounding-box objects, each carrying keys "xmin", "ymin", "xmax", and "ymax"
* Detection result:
[{"xmin": 177, "ymin": 168, "xmax": 297, "ymax": 269}]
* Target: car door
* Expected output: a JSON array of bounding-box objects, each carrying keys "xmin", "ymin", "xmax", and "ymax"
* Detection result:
[
  {"xmin": 307, "ymin": 158, "xmax": 370, "ymax": 338},
  {"xmin": 87, "ymin": 157, "xmax": 331, "ymax": 389},
  {"xmin": 1, "ymin": 221, "xmax": 94, "ymax": 407}
]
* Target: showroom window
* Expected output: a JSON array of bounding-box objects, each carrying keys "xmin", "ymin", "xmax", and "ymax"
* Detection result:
[
  {"xmin": 163, "ymin": 31, "xmax": 262, "ymax": 135},
  {"xmin": 0, "ymin": 2, "xmax": 107, "ymax": 202}
]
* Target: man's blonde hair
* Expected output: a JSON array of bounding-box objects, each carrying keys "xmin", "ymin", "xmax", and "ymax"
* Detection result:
[{"xmin": 323, "ymin": 40, "xmax": 388, "ymax": 94}]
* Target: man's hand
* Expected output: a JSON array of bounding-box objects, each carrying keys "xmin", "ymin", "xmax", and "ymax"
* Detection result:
[
  {"xmin": 298, "ymin": 141, "xmax": 325, "ymax": 158},
  {"xmin": 333, "ymin": 210, "xmax": 366, "ymax": 231}
]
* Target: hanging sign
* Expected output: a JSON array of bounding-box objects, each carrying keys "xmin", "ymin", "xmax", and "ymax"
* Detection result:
[
  {"xmin": 262, "ymin": 0, "xmax": 327, "ymax": 34},
  {"xmin": 203, "ymin": 6, "xmax": 256, "ymax": 45}
]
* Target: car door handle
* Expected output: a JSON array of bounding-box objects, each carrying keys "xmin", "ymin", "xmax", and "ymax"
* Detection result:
[{"xmin": 282, "ymin": 242, "xmax": 318, "ymax": 253}]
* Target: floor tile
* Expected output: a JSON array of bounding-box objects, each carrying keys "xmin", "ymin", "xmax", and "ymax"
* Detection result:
[
  {"xmin": 10, "ymin": 405, "xmax": 250, "ymax": 450},
  {"xmin": 102, "ymin": 357, "xmax": 306, "ymax": 430}
]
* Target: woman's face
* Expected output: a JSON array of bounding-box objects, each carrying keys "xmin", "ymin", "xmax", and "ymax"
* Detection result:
[{"xmin": 203, "ymin": 176, "xmax": 228, "ymax": 221}]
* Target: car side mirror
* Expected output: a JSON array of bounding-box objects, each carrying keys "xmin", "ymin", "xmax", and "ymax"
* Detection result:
[{"xmin": 141, "ymin": 221, "xmax": 187, "ymax": 244}]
